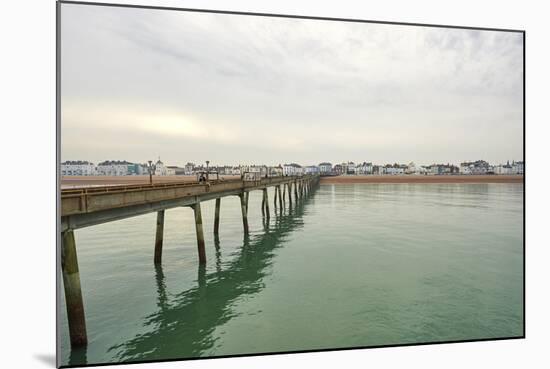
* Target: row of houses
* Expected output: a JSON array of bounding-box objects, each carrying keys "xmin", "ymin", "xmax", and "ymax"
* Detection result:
[
  {"xmin": 61, "ymin": 159, "xmax": 524, "ymax": 177},
  {"xmin": 323, "ymin": 162, "xmax": 459, "ymax": 176},
  {"xmin": 61, "ymin": 160, "xmax": 313, "ymax": 177},
  {"xmin": 319, "ymin": 160, "xmax": 523, "ymax": 176},
  {"xmin": 61, "ymin": 159, "xmax": 177, "ymax": 176},
  {"xmin": 460, "ymin": 160, "xmax": 524, "ymax": 175}
]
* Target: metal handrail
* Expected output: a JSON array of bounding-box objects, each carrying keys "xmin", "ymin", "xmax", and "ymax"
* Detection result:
[{"xmin": 61, "ymin": 175, "xmax": 312, "ymax": 199}]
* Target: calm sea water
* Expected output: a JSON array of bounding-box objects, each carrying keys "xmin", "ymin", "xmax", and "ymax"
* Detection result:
[{"xmin": 59, "ymin": 183, "xmax": 524, "ymax": 366}]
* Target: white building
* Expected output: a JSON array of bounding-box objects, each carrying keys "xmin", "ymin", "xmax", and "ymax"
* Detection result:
[
  {"xmin": 269, "ymin": 165, "xmax": 284, "ymax": 177},
  {"xmin": 304, "ymin": 165, "xmax": 320, "ymax": 174},
  {"xmin": 283, "ymin": 163, "xmax": 303, "ymax": 176},
  {"xmin": 318, "ymin": 162, "xmax": 333, "ymax": 175},
  {"xmin": 341, "ymin": 162, "xmax": 356, "ymax": 175},
  {"xmin": 513, "ymin": 161, "xmax": 524, "ymax": 174},
  {"xmin": 494, "ymin": 165, "xmax": 511, "ymax": 175},
  {"xmin": 417, "ymin": 166, "xmax": 429, "ymax": 175},
  {"xmin": 495, "ymin": 161, "xmax": 524, "ymax": 175},
  {"xmin": 406, "ymin": 162, "xmax": 417, "ymax": 175},
  {"xmin": 166, "ymin": 166, "xmax": 177, "ymax": 176},
  {"xmin": 96, "ymin": 160, "xmax": 136, "ymax": 176},
  {"xmin": 154, "ymin": 159, "xmax": 167, "ymax": 176},
  {"xmin": 356, "ymin": 162, "xmax": 373, "ymax": 175},
  {"xmin": 61, "ymin": 160, "xmax": 96, "ymax": 176},
  {"xmin": 460, "ymin": 160, "xmax": 489, "ymax": 175},
  {"xmin": 184, "ymin": 163, "xmax": 195, "ymax": 175},
  {"xmin": 459, "ymin": 162, "xmax": 472, "ymax": 175},
  {"xmin": 243, "ymin": 165, "xmax": 268, "ymax": 177},
  {"xmin": 383, "ymin": 164, "xmax": 406, "ymax": 175}
]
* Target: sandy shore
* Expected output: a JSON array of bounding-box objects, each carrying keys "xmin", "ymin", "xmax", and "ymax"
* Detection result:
[
  {"xmin": 320, "ymin": 175, "xmax": 523, "ymax": 184},
  {"xmin": 61, "ymin": 175, "xmax": 241, "ymax": 188}
]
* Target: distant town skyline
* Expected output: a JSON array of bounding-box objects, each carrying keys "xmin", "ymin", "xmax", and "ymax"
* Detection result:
[
  {"xmin": 61, "ymin": 5, "xmax": 523, "ymax": 166},
  {"xmin": 61, "ymin": 157, "xmax": 523, "ymax": 168}
]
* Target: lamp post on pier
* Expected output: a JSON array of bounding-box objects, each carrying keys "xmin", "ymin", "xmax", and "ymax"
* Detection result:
[{"xmin": 147, "ymin": 160, "xmax": 156, "ymax": 185}]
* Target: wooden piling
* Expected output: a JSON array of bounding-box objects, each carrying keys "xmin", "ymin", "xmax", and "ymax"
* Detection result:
[
  {"xmin": 154, "ymin": 210, "xmax": 165, "ymax": 264},
  {"xmin": 288, "ymin": 182, "xmax": 293, "ymax": 205},
  {"xmin": 214, "ymin": 198, "xmax": 221, "ymax": 234},
  {"xmin": 240, "ymin": 193, "xmax": 249, "ymax": 234},
  {"xmin": 294, "ymin": 180, "xmax": 298, "ymax": 201},
  {"xmin": 261, "ymin": 189, "xmax": 266, "ymax": 216},
  {"xmin": 192, "ymin": 201, "xmax": 206, "ymax": 264},
  {"xmin": 61, "ymin": 229, "xmax": 88, "ymax": 347},
  {"xmin": 278, "ymin": 185, "xmax": 283, "ymax": 208},
  {"xmin": 282, "ymin": 183, "xmax": 286, "ymax": 203},
  {"xmin": 263, "ymin": 188, "xmax": 270, "ymax": 218},
  {"xmin": 273, "ymin": 186, "xmax": 278, "ymax": 208}
]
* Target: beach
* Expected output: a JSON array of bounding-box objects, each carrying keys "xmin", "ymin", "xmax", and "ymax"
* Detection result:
[
  {"xmin": 61, "ymin": 174, "xmax": 524, "ymax": 188},
  {"xmin": 320, "ymin": 175, "xmax": 523, "ymax": 184}
]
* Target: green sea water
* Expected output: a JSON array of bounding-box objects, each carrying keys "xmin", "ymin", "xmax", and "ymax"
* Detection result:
[{"xmin": 59, "ymin": 183, "xmax": 524, "ymax": 366}]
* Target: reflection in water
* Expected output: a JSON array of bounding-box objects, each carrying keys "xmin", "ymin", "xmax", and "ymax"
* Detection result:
[
  {"xmin": 107, "ymin": 187, "xmax": 317, "ymax": 363},
  {"xmin": 68, "ymin": 345, "xmax": 87, "ymax": 366},
  {"xmin": 213, "ymin": 234, "xmax": 221, "ymax": 273}
]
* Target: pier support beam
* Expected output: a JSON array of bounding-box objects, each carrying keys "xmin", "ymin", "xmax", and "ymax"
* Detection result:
[
  {"xmin": 294, "ymin": 180, "xmax": 298, "ymax": 201},
  {"xmin": 191, "ymin": 201, "xmax": 206, "ymax": 264},
  {"xmin": 154, "ymin": 210, "xmax": 165, "ymax": 264},
  {"xmin": 240, "ymin": 193, "xmax": 249, "ymax": 234},
  {"xmin": 262, "ymin": 189, "xmax": 266, "ymax": 217},
  {"xmin": 288, "ymin": 183, "xmax": 292, "ymax": 206},
  {"xmin": 278, "ymin": 185, "xmax": 283, "ymax": 209},
  {"xmin": 263, "ymin": 188, "xmax": 270, "ymax": 218},
  {"xmin": 214, "ymin": 198, "xmax": 221, "ymax": 234},
  {"xmin": 282, "ymin": 184, "xmax": 286, "ymax": 203},
  {"xmin": 273, "ymin": 186, "xmax": 278, "ymax": 208},
  {"xmin": 61, "ymin": 229, "xmax": 88, "ymax": 347}
]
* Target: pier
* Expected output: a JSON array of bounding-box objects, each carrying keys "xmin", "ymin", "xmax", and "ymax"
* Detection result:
[{"xmin": 60, "ymin": 174, "xmax": 320, "ymax": 347}]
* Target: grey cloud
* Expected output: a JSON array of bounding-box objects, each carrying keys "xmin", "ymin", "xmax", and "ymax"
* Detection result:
[{"xmin": 60, "ymin": 4, "xmax": 523, "ymax": 166}]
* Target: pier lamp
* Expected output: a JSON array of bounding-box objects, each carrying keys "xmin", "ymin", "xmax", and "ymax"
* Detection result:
[
  {"xmin": 147, "ymin": 160, "xmax": 156, "ymax": 185},
  {"xmin": 206, "ymin": 160, "xmax": 210, "ymax": 180}
]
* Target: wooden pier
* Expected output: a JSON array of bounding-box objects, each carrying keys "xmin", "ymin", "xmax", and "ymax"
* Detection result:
[{"xmin": 60, "ymin": 174, "xmax": 320, "ymax": 347}]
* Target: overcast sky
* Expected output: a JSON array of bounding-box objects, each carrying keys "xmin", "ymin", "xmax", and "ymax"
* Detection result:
[{"xmin": 61, "ymin": 4, "xmax": 523, "ymax": 167}]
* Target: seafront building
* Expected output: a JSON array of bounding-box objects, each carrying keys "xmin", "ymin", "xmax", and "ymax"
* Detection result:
[
  {"xmin": 341, "ymin": 162, "xmax": 356, "ymax": 175},
  {"xmin": 383, "ymin": 163, "xmax": 407, "ymax": 175},
  {"xmin": 304, "ymin": 165, "xmax": 320, "ymax": 175},
  {"xmin": 319, "ymin": 162, "xmax": 333, "ymax": 175},
  {"xmin": 494, "ymin": 160, "xmax": 524, "ymax": 175},
  {"xmin": 61, "ymin": 160, "xmax": 96, "ymax": 176},
  {"xmin": 96, "ymin": 160, "xmax": 142, "ymax": 176},
  {"xmin": 61, "ymin": 158, "xmax": 524, "ymax": 176},
  {"xmin": 460, "ymin": 160, "xmax": 490, "ymax": 175},
  {"xmin": 356, "ymin": 162, "xmax": 373, "ymax": 175},
  {"xmin": 283, "ymin": 163, "xmax": 303, "ymax": 176}
]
